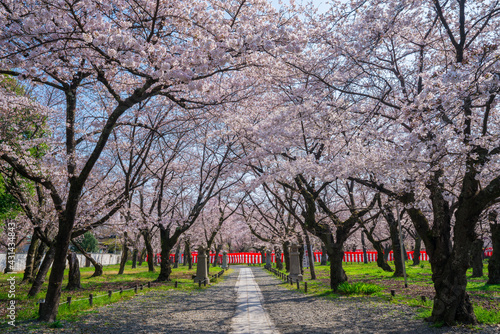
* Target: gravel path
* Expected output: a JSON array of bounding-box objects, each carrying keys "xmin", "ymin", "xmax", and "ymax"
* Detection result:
[{"xmin": 252, "ymin": 267, "xmax": 500, "ymax": 334}]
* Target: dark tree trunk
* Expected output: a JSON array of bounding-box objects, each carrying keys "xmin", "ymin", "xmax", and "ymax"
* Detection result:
[
  {"xmin": 185, "ymin": 240, "xmax": 193, "ymax": 269},
  {"xmin": 142, "ymin": 230, "xmax": 155, "ymax": 272},
  {"xmin": 260, "ymin": 250, "xmax": 265, "ymax": 265},
  {"xmin": 428, "ymin": 252, "xmax": 476, "ymax": 325},
  {"xmin": 28, "ymin": 246, "xmax": 55, "ymax": 297},
  {"xmin": 22, "ymin": 233, "xmax": 40, "ymax": 283},
  {"xmin": 275, "ymin": 246, "xmax": 283, "ymax": 270},
  {"xmin": 383, "ymin": 243, "xmax": 391, "ymax": 262},
  {"xmin": 118, "ymin": 233, "xmax": 129, "ymax": 275},
  {"xmin": 38, "ymin": 219, "xmax": 74, "ymax": 322},
  {"xmin": 65, "ymin": 252, "xmax": 82, "ymax": 290},
  {"xmin": 155, "ymin": 225, "xmax": 177, "ymax": 282},
  {"xmin": 303, "ymin": 229, "xmax": 316, "ymax": 279},
  {"xmin": 138, "ymin": 248, "xmax": 146, "ymax": 266},
  {"xmin": 71, "ymin": 239, "xmax": 103, "ymax": 277},
  {"xmin": 470, "ymin": 239, "xmax": 483, "ymax": 278},
  {"xmin": 376, "ymin": 246, "xmax": 394, "ymax": 272},
  {"xmin": 413, "ymin": 234, "xmax": 422, "ymax": 266},
  {"xmin": 320, "ymin": 244, "xmax": 327, "ymax": 265},
  {"xmin": 361, "ymin": 232, "xmax": 368, "ymax": 264},
  {"xmin": 118, "ymin": 248, "xmax": 128, "ymax": 275},
  {"xmin": 406, "ymin": 189, "xmax": 478, "ymax": 326},
  {"xmin": 31, "ymin": 240, "xmax": 48, "ymax": 280},
  {"xmin": 174, "ymin": 244, "xmax": 180, "ymax": 269},
  {"xmin": 283, "ymin": 241, "xmax": 291, "ymax": 272},
  {"xmin": 213, "ymin": 244, "xmax": 222, "ymax": 267},
  {"xmin": 384, "ymin": 206, "xmax": 404, "ymax": 277},
  {"xmin": 487, "ymin": 222, "xmax": 500, "ymax": 284},
  {"xmin": 328, "ymin": 245, "xmax": 347, "ymax": 291},
  {"xmin": 131, "ymin": 248, "xmax": 138, "ymax": 269},
  {"xmin": 364, "ymin": 229, "xmax": 393, "ymax": 272}
]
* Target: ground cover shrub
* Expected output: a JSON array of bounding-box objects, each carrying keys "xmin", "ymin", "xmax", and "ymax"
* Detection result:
[{"xmin": 337, "ymin": 282, "xmax": 382, "ymax": 295}]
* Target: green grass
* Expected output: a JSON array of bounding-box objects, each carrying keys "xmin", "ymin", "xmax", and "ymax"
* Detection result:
[
  {"xmin": 475, "ymin": 305, "xmax": 500, "ymax": 324},
  {"xmin": 337, "ymin": 282, "xmax": 383, "ymax": 295},
  {"xmin": 0, "ymin": 261, "xmax": 229, "ymax": 328}
]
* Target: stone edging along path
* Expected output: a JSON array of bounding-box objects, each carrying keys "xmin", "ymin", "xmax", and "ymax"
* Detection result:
[{"xmin": 8, "ymin": 266, "xmax": 500, "ymax": 333}]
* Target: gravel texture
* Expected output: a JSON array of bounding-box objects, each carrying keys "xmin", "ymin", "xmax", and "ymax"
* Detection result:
[{"xmin": 252, "ymin": 267, "xmax": 500, "ymax": 334}]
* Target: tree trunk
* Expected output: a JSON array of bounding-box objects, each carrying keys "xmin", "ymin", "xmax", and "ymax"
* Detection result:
[
  {"xmin": 383, "ymin": 243, "xmax": 391, "ymax": 262},
  {"xmin": 361, "ymin": 232, "xmax": 368, "ymax": 264},
  {"xmin": 320, "ymin": 244, "xmax": 327, "ymax": 265},
  {"xmin": 22, "ymin": 233, "xmax": 40, "ymax": 283},
  {"xmin": 118, "ymin": 240, "xmax": 129, "ymax": 275},
  {"xmin": 206, "ymin": 248, "xmax": 211, "ymax": 274},
  {"xmin": 428, "ymin": 254, "xmax": 476, "ymax": 325},
  {"xmin": 487, "ymin": 222, "xmax": 500, "ymax": 284},
  {"xmin": 407, "ymin": 198, "xmax": 478, "ymax": 325},
  {"xmin": 470, "ymin": 239, "xmax": 483, "ymax": 278},
  {"xmin": 65, "ymin": 252, "xmax": 82, "ymax": 290},
  {"xmin": 31, "ymin": 240, "xmax": 48, "ymax": 280},
  {"xmin": 283, "ymin": 241, "xmax": 291, "ymax": 271},
  {"xmin": 131, "ymin": 248, "xmax": 138, "ymax": 269},
  {"xmin": 363, "ymin": 227, "xmax": 393, "ymax": 272},
  {"xmin": 413, "ymin": 234, "xmax": 422, "ymax": 266},
  {"xmin": 71, "ymin": 239, "xmax": 103, "ymax": 277},
  {"xmin": 328, "ymin": 245, "xmax": 347, "ymax": 291},
  {"xmin": 303, "ymin": 229, "xmax": 316, "ymax": 279},
  {"xmin": 38, "ymin": 220, "xmax": 73, "ymax": 322},
  {"xmin": 364, "ymin": 231, "xmax": 393, "ymax": 272},
  {"xmin": 385, "ymin": 207, "xmax": 404, "ymax": 277},
  {"xmin": 142, "ymin": 230, "xmax": 155, "ymax": 272},
  {"xmin": 174, "ymin": 244, "xmax": 180, "ymax": 269},
  {"xmin": 213, "ymin": 244, "xmax": 222, "ymax": 267},
  {"xmin": 155, "ymin": 225, "xmax": 175, "ymax": 282},
  {"xmin": 28, "ymin": 245, "xmax": 55, "ymax": 297},
  {"xmin": 275, "ymin": 246, "xmax": 283, "ymax": 270},
  {"xmin": 376, "ymin": 246, "xmax": 394, "ymax": 272},
  {"xmin": 185, "ymin": 240, "xmax": 193, "ymax": 269},
  {"xmin": 138, "ymin": 248, "xmax": 146, "ymax": 266},
  {"xmin": 260, "ymin": 250, "xmax": 265, "ymax": 265}
]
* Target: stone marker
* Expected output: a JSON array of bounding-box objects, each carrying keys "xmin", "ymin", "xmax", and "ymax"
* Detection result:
[
  {"xmin": 302, "ymin": 244, "xmax": 310, "ymax": 269},
  {"xmin": 289, "ymin": 243, "xmax": 303, "ymax": 282},
  {"xmin": 222, "ymin": 251, "xmax": 228, "ymax": 270},
  {"xmin": 194, "ymin": 246, "xmax": 210, "ymax": 284},
  {"xmin": 264, "ymin": 250, "xmax": 272, "ymax": 269}
]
